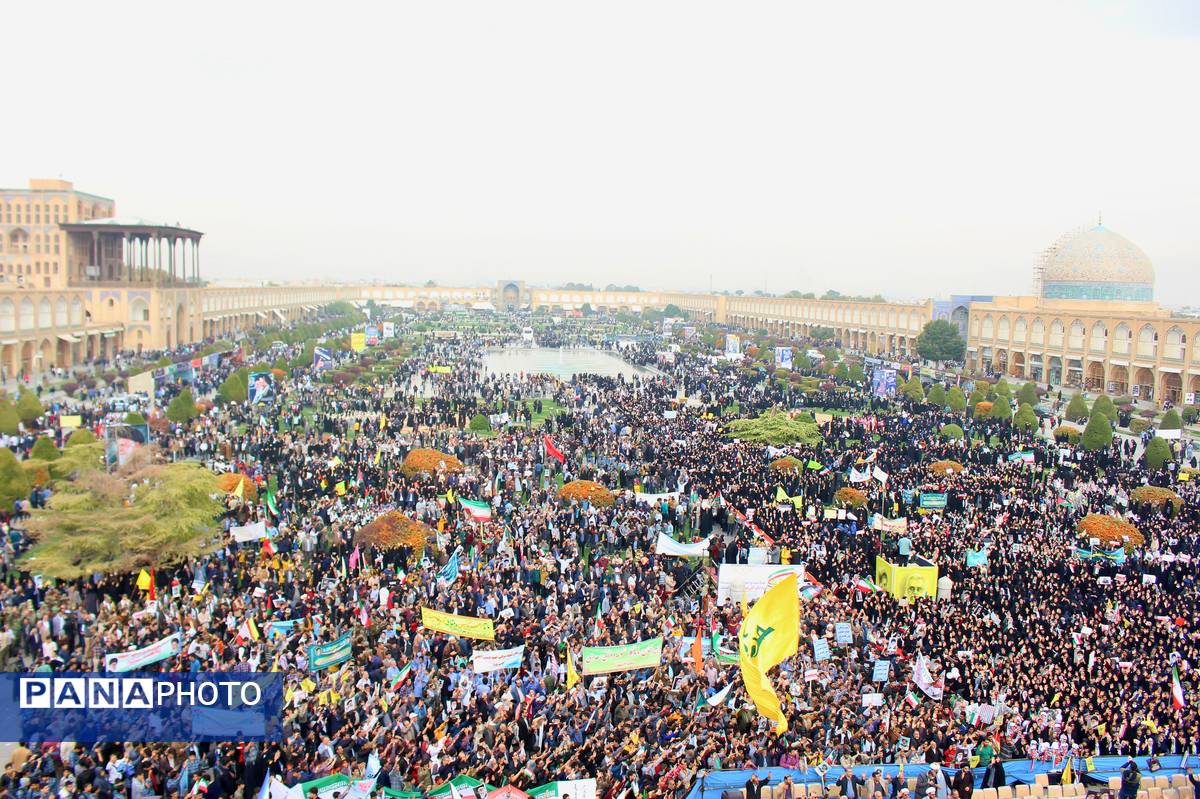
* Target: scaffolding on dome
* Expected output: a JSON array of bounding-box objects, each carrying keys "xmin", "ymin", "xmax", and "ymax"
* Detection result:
[{"xmin": 1033, "ymin": 224, "xmax": 1087, "ymax": 298}]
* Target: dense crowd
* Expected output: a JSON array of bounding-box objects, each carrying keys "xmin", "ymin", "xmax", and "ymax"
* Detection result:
[{"xmin": 0, "ymin": 312, "xmax": 1196, "ymax": 799}]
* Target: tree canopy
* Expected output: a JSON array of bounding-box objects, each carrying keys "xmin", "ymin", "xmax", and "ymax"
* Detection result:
[
  {"xmin": 20, "ymin": 461, "xmax": 224, "ymax": 579},
  {"xmin": 1081, "ymin": 412, "xmax": 1113, "ymax": 451},
  {"xmin": 916, "ymin": 320, "xmax": 966, "ymax": 362},
  {"xmin": 1144, "ymin": 437, "xmax": 1173, "ymax": 470},
  {"xmin": 726, "ymin": 409, "xmax": 822, "ymax": 446}
]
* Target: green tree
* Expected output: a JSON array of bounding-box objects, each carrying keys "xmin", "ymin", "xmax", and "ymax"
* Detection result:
[
  {"xmin": 124, "ymin": 412, "xmax": 147, "ymax": 426},
  {"xmin": 218, "ymin": 370, "xmax": 249, "ymax": 404},
  {"xmin": 939, "ymin": 423, "xmax": 964, "ymax": 440},
  {"xmin": 947, "ymin": 387, "xmax": 967, "ymax": 413},
  {"xmin": 1160, "ymin": 408, "xmax": 1182, "ymax": 430},
  {"xmin": 1081, "ymin": 412, "xmax": 1113, "ymax": 451},
  {"xmin": 916, "ymin": 320, "xmax": 966, "ymax": 362},
  {"xmin": 927, "ymin": 384, "xmax": 947, "ymax": 407},
  {"xmin": 847, "ymin": 364, "xmax": 866, "ymax": 383},
  {"xmin": 1091, "ymin": 395, "xmax": 1117, "ymax": 422},
  {"xmin": 166, "ymin": 388, "xmax": 198, "ymax": 424},
  {"xmin": 1064, "ymin": 393, "xmax": 1090, "ymax": 422},
  {"xmin": 989, "ymin": 398, "xmax": 1013, "ymax": 422},
  {"xmin": 1143, "ymin": 437, "xmax": 1173, "ymax": 470},
  {"xmin": 1019, "ymin": 382, "xmax": 1039, "ymax": 406},
  {"xmin": 0, "ymin": 448, "xmax": 31, "ymax": 509},
  {"xmin": 30, "ymin": 437, "xmax": 61, "ymax": 461},
  {"xmin": 20, "ymin": 462, "xmax": 224, "ymax": 579},
  {"xmin": 67, "ymin": 429, "xmax": 97, "ymax": 447},
  {"xmin": 468, "ymin": 413, "xmax": 492, "ymax": 433},
  {"xmin": 663, "ymin": 304, "xmax": 683, "ymax": 317},
  {"xmin": 900, "ymin": 376, "xmax": 925, "ymax": 402},
  {"xmin": 1014, "ymin": 403, "xmax": 1038, "ymax": 432},
  {"xmin": 834, "ymin": 363, "xmax": 850, "ymax": 381},
  {"xmin": 810, "ymin": 326, "xmax": 834, "ymax": 342},
  {"xmin": 0, "ymin": 399, "xmax": 19, "ymax": 436},
  {"xmin": 16, "ymin": 390, "xmax": 44, "ymax": 424}
]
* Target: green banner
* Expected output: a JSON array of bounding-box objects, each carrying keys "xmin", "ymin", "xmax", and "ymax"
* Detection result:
[
  {"xmin": 308, "ymin": 632, "xmax": 353, "ymax": 671},
  {"xmin": 581, "ymin": 637, "xmax": 663, "ymax": 675},
  {"xmin": 293, "ymin": 775, "xmax": 351, "ymax": 799},
  {"xmin": 918, "ymin": 492, "xmax": 947, "ymax": 509}
]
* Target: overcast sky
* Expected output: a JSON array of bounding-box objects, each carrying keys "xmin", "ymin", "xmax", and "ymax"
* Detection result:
[{"xmin": 5, "ymin": 1, "xmax": 1198, "ymax": 302}]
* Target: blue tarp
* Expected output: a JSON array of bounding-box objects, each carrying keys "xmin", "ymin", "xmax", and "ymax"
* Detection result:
[{"xmin": 686, "ymin": 756, "xmax": 1190, "ymax": 799}]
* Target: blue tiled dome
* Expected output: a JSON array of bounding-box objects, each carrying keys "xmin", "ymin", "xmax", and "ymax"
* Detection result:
[{"xmin": 1041, "ymin": 225, "xmax": 1154, "ymax": 301}]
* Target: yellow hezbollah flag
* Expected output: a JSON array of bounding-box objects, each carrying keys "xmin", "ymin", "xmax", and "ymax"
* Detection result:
[
  {"xmin": 738, "ymin": 573, "xmax": 799, "ymax": 733},
  {"xmin": 421, "ymin": 607, "xmax": 496, "ymax": 640},
  {"xmin": 566, "ymin": 647, "xmax": 580, "ymax": 690},
  {"xmin": 136, "ymin": 570, "xmax": 152, "ymax": 591}
]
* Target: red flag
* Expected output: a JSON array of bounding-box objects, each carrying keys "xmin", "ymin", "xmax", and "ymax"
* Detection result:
[
  {"xmin": 148, "ymin": 568, "xmax": 156, "ymax": 602},
  {"xmin": 543, "ymin": 434, "xmax": 565, "ymax": 464},
  {"xmin": 691, "ymin": 620, "xmax": 704, "ymax": 676}
]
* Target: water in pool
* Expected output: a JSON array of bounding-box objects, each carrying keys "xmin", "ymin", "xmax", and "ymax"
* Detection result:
[{"xmin": 483, "ymin": 347, "xmax": 658, "ymax": 379}]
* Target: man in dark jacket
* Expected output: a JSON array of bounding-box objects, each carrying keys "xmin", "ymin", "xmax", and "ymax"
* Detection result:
[
  {"xmin": 837, "ymin": 769, "xmax": 866, "ymax": 799},
  {"xmin": 745, "ymin": 773, "xmax": 765, "ymax": 799}
]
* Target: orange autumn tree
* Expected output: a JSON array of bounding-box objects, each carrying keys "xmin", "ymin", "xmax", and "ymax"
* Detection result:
[
  {"xmin": 355, "ymin": 510, "xmax": 435, "ymax": 550},
  {"xmin": 401, "ymin": 449, "xmax": 465, "ymax": 478},
  {"xmin": 768, "ymin": 456, "xmax": 805, "ymax": 474},
  {"xmin": 1078, "ymin": 514, "xmax": 1144, "ymax": 549},
  {"xmin": 930, "ymin": 460, "xmax": 964, "ymax": 476},
  {"xmin": 834, "ymin": 487, "xmax": 868, "ymax": 508},
  {"xmin": 559, "ymin": 480, "xmax": 615, "ymax": 507}
]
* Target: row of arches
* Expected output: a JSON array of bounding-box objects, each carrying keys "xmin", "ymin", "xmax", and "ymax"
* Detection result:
[
  {"xmin": 973, "ymin": 315, "xmax": 1196, "ymax": 362},
  {"xmin": 0, "ymin": 332, "xmax": 122, "ymax": 380},
  {"xmin": 724, "ymin": 315, "xmax": 917, "ymax": 357},
  {"xmin": 727, "ymin": 299, "xmax": 926, "ymax": 332},
  {"xmin": 0, "ymin": 295, "xmax": 86, "ymax": 333},
  {"xmin": 973, "ymin": 349, "xmax": 1198, "ymax": 405}
]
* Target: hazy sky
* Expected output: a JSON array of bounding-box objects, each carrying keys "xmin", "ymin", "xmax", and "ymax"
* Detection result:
[{"xmin": 6, "ymin": 1, "xmax": 1198, "ymax": 302}]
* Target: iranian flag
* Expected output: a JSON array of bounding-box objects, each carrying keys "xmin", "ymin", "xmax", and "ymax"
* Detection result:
[
  {"xmin": 854, "ymin": 576, "xmax": 883, "ymax": 593},
  {"xmin": 459, "ymin": 498, "xmax": 492, "ymax": 521},
  {"xmin": 543, "ymin": 433, "xmax": 565, "ymax": 464},
  {"xmin": 390, "ymin": 663, "xmax": 412, "ymax": 691},
  {"xmin": 904, "ymin": 690, "xmax": 921, "ymax": 708},
  {"xmin": 1172, "ymin": 666, "xmax": 1186, "ymax": 709}
]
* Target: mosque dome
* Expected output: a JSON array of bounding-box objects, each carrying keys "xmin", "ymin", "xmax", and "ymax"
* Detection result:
[{"xmin": 1040, "ymin": 224, "xmax": 1154, "ymax": 301}]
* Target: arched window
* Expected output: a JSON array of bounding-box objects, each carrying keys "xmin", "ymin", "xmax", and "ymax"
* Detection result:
[
  {"xmin": 38, "ymin": 298, "xmax": 52, "ymax": 328},
  {"xmin": 1089, "ymin": 321, "xmax": 1107, "ymax": 353},
  {"xmin": 1113, "ymin": 323, "xmax": 1131, "ymax": 354},
  {"xmin": 1049, "ymin": 319, "xmax": 1064, "ymax": 348},
  {"xmin": 0, "ymin": 299, "xmax": 14, "ymax": 333},
  {"xmin": 55, "ymin": 297, "xmax": 68, "ymax": 327},
  {"xmin": 1013, "ymin": 318, "xmax": 1027, "ymax": 343},
  {"xmin": 19, "ymin": 298, "xmax": 34, "ymax": 330},
  {"xmin": 1164, "ymin": 327, "xmax": 1185, "ymax": 360},
  {"xmin": 1030, "ymin": 319, "xmax": 1044, "ymax": 345},
  {"xmin": 997, "ymin": 317, "xmax": 1010, "ymax": 341},
  {"xmin": 70, "ymin": 297, "xmax": 84, "ymax": 326},
  {"xmin": 1068, "ymin": 320, "xmax": 1085, "ymax": 350},
  {"xmin": 981, "ymin": 316, "xmax": 994, "ymax": 339},
  {"xmin": 1137, "ymin": 325, "xmax": 1157, "ymax": 358},
  {"xmin": 130, "ymin": 298, "xmax": 150, "ymax": 323}
]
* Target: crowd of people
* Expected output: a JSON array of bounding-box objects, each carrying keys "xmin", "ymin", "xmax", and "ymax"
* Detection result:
[{"xmin": 0, "ymin": 310, "xmax": 1196, "ymax": 799}]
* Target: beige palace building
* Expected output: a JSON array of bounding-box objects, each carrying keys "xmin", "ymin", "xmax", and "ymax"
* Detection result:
[
  {"xmin": 0, "ymin": 179, "xmax": 346, "ymax": 380},
  {"xmin": 1, "ymin": 178, "xmax": 1195, "ymax": 405}
]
